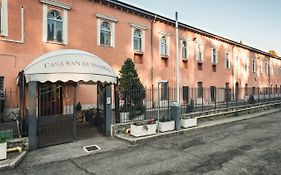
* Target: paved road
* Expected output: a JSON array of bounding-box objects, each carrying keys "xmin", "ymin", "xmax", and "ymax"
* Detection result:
[{"xmin": 2, "ymin": 111, "xmax": 281, "ymax": 175}]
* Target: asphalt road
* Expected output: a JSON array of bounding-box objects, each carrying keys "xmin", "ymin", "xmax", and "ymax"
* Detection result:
[{"xmin": 2, "ymin": 111, "xmax": 281, "ymax": 175}]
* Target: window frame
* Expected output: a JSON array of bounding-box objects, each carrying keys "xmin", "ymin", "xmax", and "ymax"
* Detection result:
[
  {"xmin": 211, "ymin": 47, "xmax": 218, "ymax": 65},
  {"xmin": 0, "ymin": 0, "xmax": 8, "ymax": 36},
  {"xmin": 197, "ymin": 82, "xmax": 203, "ymax": 98},
  {"xmin": 160, "ymin": 82, "xmax": 169, "ymax": 100},
  {"xmin": 160, "ymin": 35, "xmax": 168, "ymax": 56},
  {"xmin": 252, "ymin": 58, "xmax": 256, "ymax": 73},
  {"xmin": 225, "ymin": 53, "xmax": 231, "ymax": 69},
  {"xmin": 245, "ymin": 59, "xmax": 248, "ymax": 72},
  {"xmin": 97, "ymin": 16, "xmax": 116, "ymax": 48},
  {"xmin": 196, "ymin": 43, "xmax": 204, "ymax": 63},
  {"xmin": 181, "ymin": 39, "xmax": 188, "ymax": 59}
]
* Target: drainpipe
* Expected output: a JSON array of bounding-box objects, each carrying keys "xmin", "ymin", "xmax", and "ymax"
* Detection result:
[
  {"xmin": 175, "ymin": 12, "xmax": 180, "ymax": 103},
  {"xmin": 151, "ymin": 15, "xmax": 157, "ymax": 107},
  {"xmin": 232, "ymin": 45, "xmax": 235, "ymax": 100},
  {"xmin": 1, "ymin": 6, "xmax": 24, "ymax": 44}
]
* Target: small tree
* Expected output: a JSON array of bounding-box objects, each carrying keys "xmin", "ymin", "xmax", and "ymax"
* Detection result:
[{"xmin": 119, "ymin": 58, "xmax": 145, "ymax": 119}]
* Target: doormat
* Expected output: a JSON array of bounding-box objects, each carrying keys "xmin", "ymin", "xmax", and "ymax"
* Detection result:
[{"xmin": 83, "ymin": 145, "xmax": 101, "ymax": 153}]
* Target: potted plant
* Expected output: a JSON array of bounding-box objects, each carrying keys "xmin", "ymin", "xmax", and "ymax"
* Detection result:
[
  {"xmin": 76, "ymin": 102, "xmax": 83, "ymax": 122},
  {"xmin": 181, "ymin": 116, "xmax": 198, "ymax": 128},
  {"xmin": 130, "ymin": 119, "xmax": 156, "ymax": 137},
  {"xmin": 0, "ymin": 139, "xmax": 7, "ymax": 160},
  {"xmin": 158, "ymin": 115, "xmax": 175, "ymax": 132}
]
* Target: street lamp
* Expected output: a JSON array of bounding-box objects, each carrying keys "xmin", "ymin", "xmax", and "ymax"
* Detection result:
[{"xmin": 157, "ymin": 80, "xmax": 168, "ymax": 133}]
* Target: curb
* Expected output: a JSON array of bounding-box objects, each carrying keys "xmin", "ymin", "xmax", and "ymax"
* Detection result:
[
  {"xmin": 0, "ymin": 151, "xmax": 27, "ymax": 171},
  {"xmin": 115, "ymin": 108, "xmax": 281, "ymax": 144}
]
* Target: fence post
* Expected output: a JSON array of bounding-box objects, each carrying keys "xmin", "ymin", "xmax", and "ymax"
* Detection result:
[{"xmin": 201, "ymin": 88, "xmax": 204, "ymax": 112}]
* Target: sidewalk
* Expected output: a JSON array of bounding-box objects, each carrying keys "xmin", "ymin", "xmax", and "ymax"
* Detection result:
[
  {"xmin": 18, "ymin": 136, "xmax": 130, "ymax": 168},
  {"xmin": 116, "ymin": 108, "xmax": 281, "ymax": 143}
]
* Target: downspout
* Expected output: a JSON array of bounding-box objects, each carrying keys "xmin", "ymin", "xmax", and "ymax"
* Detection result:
[
  {"xmin": 151, "ymin": 15, "xmax": 157, "ymax": 107},
  {"xmin": 232, "ymin": 45, "xmax": 235, "ymax": 100},
  {"xmin": 1, "ymin": 6, "xmax": 24, "ymax": 44}
]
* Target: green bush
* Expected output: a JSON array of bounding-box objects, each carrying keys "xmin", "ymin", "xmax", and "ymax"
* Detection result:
[
  {"xmin": 186, "ymin": 99, "xmax": 195, "ymax": 113},
  {"xmin": 82, "ymin": 108, "xmax": 97, "ymax": 125},
  {"xmin": 119, "ymin": 58, "xmax": 146, "ymax": 120},
  {"xmin": 248, "ymin": 95, "xmax": 256, "ymax": 104}
]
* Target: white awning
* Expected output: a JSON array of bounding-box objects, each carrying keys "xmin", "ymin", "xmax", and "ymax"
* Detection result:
[{"xmin": 24, "ymin": 49, "xmax": 117, "ymax": 84}]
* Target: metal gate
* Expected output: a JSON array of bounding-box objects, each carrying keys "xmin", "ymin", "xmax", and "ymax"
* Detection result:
[
  {"xmin": 96, "ymin": 82, "xmax": 106, "ymax": 134},
  {"xmin": 37, "ymin": 83, "xmax": 75, "ymax": 147}
]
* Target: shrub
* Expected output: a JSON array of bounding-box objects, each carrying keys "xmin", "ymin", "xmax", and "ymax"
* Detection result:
[
  {"xmin": 248, "ymin": 95, "xmax": 256, "ymax": 104},
  {"xmin": 186, "ymin": 99, "xmax": 195, "ymax": 113},
  {"xmin": 119, "ymin": 58, "xmax": 146, "ymax": 120}
]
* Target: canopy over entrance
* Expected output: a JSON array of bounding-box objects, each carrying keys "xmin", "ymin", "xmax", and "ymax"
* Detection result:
[{"xmin": 24, "ymin": 49, "xmax": 117, "ymax": 84}]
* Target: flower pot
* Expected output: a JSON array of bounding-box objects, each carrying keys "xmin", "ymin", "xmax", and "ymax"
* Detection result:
[
  {"xmin": 0, "ymin": 142, "xmax": 7, "ymax": 160},
  {"xmin": 181, "ymin": 118, "xmax": 198, "ymax": 128},
  {"xmin": 130, "ymin": 123, "xmax": 157, "ymax": 137},
  {"xmin": 158, "ymin": 121, "xmax": 175, "ymax": 132}
]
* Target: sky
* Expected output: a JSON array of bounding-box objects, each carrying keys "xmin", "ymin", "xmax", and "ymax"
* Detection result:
[{"xmin": 119, "ymin": 0, "xmax": 281, "ymax": 55}]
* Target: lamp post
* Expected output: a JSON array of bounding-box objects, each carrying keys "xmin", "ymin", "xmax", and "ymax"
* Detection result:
[{"xmin": 157, "ymin": 80, "xmax": 168, "ymax": 133}]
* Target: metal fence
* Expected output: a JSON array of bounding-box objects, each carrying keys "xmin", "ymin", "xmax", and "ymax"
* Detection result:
[{"xmin": 115, "ymin": 86, "xmax": 281, "ymax": 123}]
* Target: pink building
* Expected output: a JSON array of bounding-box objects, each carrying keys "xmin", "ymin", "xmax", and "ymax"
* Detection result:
[{"xmin": 0, "ymin": 0, "xmax": 280, "ymax": 148}]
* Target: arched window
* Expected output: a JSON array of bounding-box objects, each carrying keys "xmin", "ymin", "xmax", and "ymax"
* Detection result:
[
  {"xmin": 161, "ymin": 36, "xmax": 168, "ymax": 56},
  {"xmin": 100, "ymin": 22, "xmax": 111, "ymax": 46},
  {"xmin": 47, "ymin": 10, "xmax": 63, "ymax": 42},
  {"xmin": 182, "ymin": 40, "xmax": 187, "ymax": 59},
  {"xmin": 133, "ymin": 29, "xmax": 142, "ymax": 51}
]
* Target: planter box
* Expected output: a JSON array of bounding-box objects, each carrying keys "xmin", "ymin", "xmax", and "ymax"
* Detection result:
[
  {"xmin": 120, "ymin": 112, "xmax": 130, "ymax": 123},
  {"xmin": 181, "ymin": 118, "xmax": 198, "ymax": 128},
  {"xmin": 158, "ymin": 121, "xmax": 175, "ymax": 132},
  {"xmin": 131, "ymin": 123, "xmax": 156, "ymax": 137},
  {"xmin": 0, "ymin": 142, "xmax": 7, "ymax": 160}
]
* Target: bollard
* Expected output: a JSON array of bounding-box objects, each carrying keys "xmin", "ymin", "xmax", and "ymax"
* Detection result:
[{"xmin": 170, "ymin": 102, "xmax": 181, "ymax": 131}]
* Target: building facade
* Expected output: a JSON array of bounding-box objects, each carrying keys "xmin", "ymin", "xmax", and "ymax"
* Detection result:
[{"xmin": 0, "ymin": 0, "xmax": 280, "ymax": 109}]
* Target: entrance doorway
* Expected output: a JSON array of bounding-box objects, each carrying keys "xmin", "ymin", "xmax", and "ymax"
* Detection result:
[{"xmin": 22, "ymin": 49, "xmax": 117, "ymax": 149}]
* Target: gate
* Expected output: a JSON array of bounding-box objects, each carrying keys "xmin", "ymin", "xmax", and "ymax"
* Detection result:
[
  {"xmin": 37, "ymin": 83, "xmax": 75, "ymax": 147},
  {"xmin": 96, "ymin": 82, "xmax": 106, "ymax": 134}
]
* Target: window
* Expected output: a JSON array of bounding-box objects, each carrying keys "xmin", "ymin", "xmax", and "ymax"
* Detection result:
[
  {"xmin": 100, "ymin": 22, "xmax": 112, "ymax": 46},
  {"xmin": 133, "ymin": 29, "xmax": 142, "ymax": 51},
  {"xmin": 160, "ymin": 82, "xmax": 169, "ymax": 100},
  {"xmin": 211, "ymin": 48, "xmax": 218, "ymax": 64},
  {"xmin": 47, "ymin": 10, "xmax": 63, "ymax": 42},
  {"xmin": 182, "ymin": 86, "xmax": 189, "ymax": 102},
  {"xmin": 182, "ymin": 40, "xmax": 187, "ymax": 59},
  {"xmin": 265, "ymin": 63, "xmax": 269, "ymax": 74},
  {"xmin": 197, "ymin": 82, "xmax": 203, "ymax": 98},
  {"xmin": 245, "ymin": 60, "xmax": 248, "ymax": 72},
  {"xmin": 0, "ymin": 0, "xmax": 8, "ymax": 36},
  {"xmin": 196, "ymin": 44, "xmax": 204, "ymax": 63},
  {"xmin": 160, "ymin": 36, "xmax": 168, "ymax": 56},
  {"xmin": 96, "ymin": 13, "xmax": 116, "ymax": 47},
  {"xmin": 235, "ymin": 56, "xmax": 240, "ymax": 72},
  {"xmin": 130, "ymin": 23, "xmax": 147, "ymax": 52},
  {"xmin": 210, "ymin": 86, "xmax": 216, "ymax": 102},
  {"xmin": 225, "ymin": 53, "xmax": 231, "ymax": 69},
  {"xmin": 245, "ymin": 83, "xmax": 248, "ymax": 96},
  {"xmin": 252, "ymin": 58, "xmax": 256, "ymax": 72},
  {"xmin": 0, "ymin": 77, "xmax": 3, "ymax": 96}
]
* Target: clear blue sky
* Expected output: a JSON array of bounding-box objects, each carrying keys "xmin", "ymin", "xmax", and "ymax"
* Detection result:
[{"xmin": 119, "ymin": 0, "xmax": 281, "ymax": 55}]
